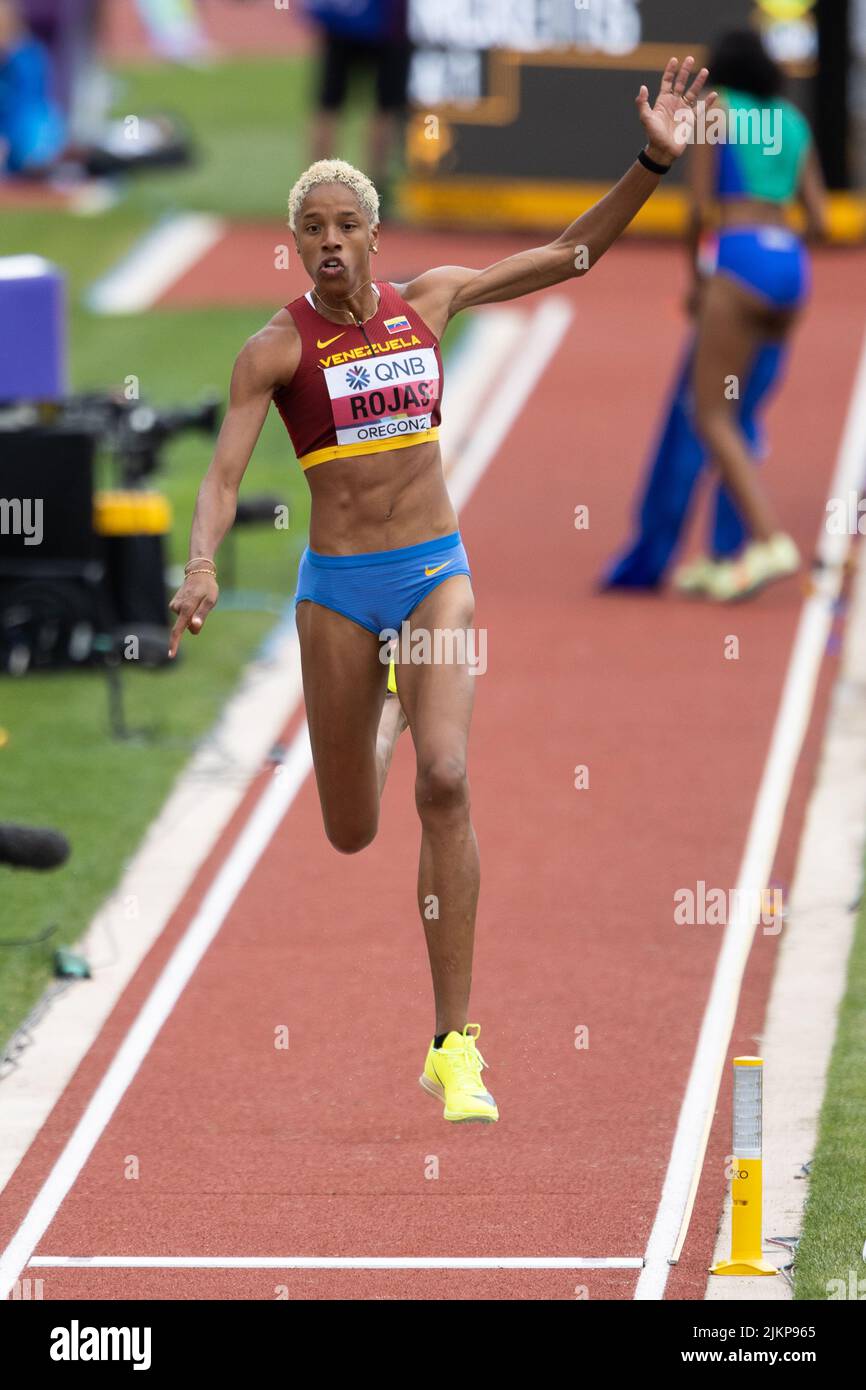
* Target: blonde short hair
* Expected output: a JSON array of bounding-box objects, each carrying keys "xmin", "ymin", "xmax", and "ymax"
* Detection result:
[{"xmin": 288, "ymin": 159, "xmax": 380, "ymax": 231}]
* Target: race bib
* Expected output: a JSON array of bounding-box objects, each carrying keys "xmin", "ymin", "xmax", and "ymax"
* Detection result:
[{"xmin": 322, "ymin": 347, "xmax": 440, "ymax": 449}]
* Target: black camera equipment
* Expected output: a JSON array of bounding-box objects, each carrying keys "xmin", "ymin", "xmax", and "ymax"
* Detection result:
[{"xmin": 0, "ymin": 391, "xmax": 221, "ymax": 731}]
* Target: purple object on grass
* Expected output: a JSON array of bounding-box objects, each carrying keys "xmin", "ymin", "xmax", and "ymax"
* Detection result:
[{"xmin": 0, "ymin": 255, "xmax": 66, "ymax": 402}]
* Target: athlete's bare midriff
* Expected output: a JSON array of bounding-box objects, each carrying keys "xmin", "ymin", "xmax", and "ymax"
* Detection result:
[
  {"xmin": 718, "ymin": 196, "xmax": 789, "ymax": 229},
  {"xmin": 269, "ymin": 306, "xmax": 458, "ymax": 556},
  {"xmin": 303, "ymin": 440, "xmax": 457, "ymax": 554}
]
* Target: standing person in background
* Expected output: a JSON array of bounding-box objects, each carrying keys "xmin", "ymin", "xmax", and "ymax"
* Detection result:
[
  {"xmin": 305, "ymin": 0, "xmax": 410, "ymax": 212},
  {"xmin": 678, "ymin": 28, "xmax": 828, "ymax": 600},
  {"xmin": 18, "ymin": 0, "xmax": 101, "ymax": 145},
  {"xmin": 0, "ymin": 0, "xmax": 66, "ymax": 176}
]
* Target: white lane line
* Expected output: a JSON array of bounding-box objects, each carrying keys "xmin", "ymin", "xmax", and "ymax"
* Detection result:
[
  {"xmin": 636, "ymin": 323, "xmax": 866, "ymax": 1301},
  {"xmin": 29, "ymin": 1255, "xmax": 640, "ymax": 1270},
  {"xmin": 0, "ymin": 727, "xmax": 313, "ymax": 1303},
  {"xmin": 0, "ymin": 297, "xmax": 572, "ymax": 1301},
  {"xmin": 0, "ymin": 625, "xmax": 304, "ymax": 1193},
  {"xmin": 441, "ymin": 308, "xmax": 525, "ymax": 462},
  {"xmin": 448, "ymin": 298, "xmax": 573, "ymax": 512},
  {"xmin": 85, "ymin": 213, "xmax": 225, "ymax": 314},
  {"xmin": 0, "ymin": 307, "xmax": 513, "ymax": 1188},
  {"xmin": 706, "ymin": 542, "xmax": 866, "ymax": 1302}
]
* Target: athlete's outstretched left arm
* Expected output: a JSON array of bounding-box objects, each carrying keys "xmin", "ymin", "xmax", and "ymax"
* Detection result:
[{"xmin": 403, "ymin": 57, "xmax": 716, "ymax": 328}]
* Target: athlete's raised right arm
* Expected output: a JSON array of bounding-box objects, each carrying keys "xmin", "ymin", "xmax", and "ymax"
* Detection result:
[
  {"xmin": 168, "ymin": 321, "xmax": 299, "ymax": 658},
  {"xmin": 402, "ymin": 58, "xmax": 715, "ymax": 331}
]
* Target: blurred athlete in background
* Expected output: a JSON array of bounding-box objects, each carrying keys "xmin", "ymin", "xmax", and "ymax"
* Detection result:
[{"xmin": 677, "ymin": 28, "xmax": 828, "ymax": 600}]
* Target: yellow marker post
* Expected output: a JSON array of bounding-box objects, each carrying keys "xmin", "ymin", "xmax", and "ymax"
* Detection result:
[{"xmin": 711, "ymin": 1057, "xmax": 778, "ymax": 1276}]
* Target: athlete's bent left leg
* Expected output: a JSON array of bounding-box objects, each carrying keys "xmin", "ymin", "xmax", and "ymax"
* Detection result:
[{"xmin": 295, "ymin": 598, "xmax": 389, "ymax": 854}]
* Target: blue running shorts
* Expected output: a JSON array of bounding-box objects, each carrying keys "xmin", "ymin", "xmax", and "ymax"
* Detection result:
[{"xmin": 294, "ymin": 530, "xmax": 471, "ymax": 637}]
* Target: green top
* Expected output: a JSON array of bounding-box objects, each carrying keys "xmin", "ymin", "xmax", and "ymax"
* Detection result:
[{"xmin": 715, "ymin": 87, "xmax": 812, "ymax": 204}]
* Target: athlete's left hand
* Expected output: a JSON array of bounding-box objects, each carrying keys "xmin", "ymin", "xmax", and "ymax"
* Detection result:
[{"xmin": 636, "ymin": 56, "xmax": 717, "ymax": 166}]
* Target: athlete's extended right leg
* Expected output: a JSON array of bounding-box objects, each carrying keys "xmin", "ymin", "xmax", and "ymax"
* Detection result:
[{"xmin": 296, "ymin": 599, "xmax": 390, "ymax": 854}]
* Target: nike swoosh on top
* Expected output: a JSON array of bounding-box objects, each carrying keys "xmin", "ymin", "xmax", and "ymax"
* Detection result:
[
  {"xmin": 317, "ymin": 333, "xmax": 346, "ymax": 349},
  {"xmin": 425, "ymin": 561, "xmax": 453, "ymax": 577}
]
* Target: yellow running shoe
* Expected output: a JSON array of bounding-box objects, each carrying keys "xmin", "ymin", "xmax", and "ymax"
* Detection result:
[
  {"xmin": 419, "ymin": 1023, "xmax": 499, "ymax": 1123},
  {"xmin": 387, "ymin": 658, "xmax": 398, "ymax": 695}
]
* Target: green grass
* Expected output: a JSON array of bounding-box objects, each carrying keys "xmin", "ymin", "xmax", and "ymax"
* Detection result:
[
  {"xmin": 0, "ymin": 54, "xmax": 460, "ymax": 1056},
  {"xmin": 106, "ymin": 57, "xmax": 316, "ymax": 220},
  {"xmin": 793, "ymin": 887, "xmax": 866, "ymax": 1299},
  {"xmin": 0, "ymin": 53, "xmax": 380, "ymax": 293},
  {"xmin": 0, "ymin": 303, "xmax": 307, "ymax": 1052},
  {"xmin": 0, "ymin": 57, "xmax": 315, "ymax": 290},
  {"xmin": 109, "ymin": 56, "xmax": 386, "ymax": 221},
  {"xmin": 99, "ymin": 54, "xmax": 373, "ymax": 223}
]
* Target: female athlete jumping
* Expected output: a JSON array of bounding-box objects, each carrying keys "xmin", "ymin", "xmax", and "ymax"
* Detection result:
[{"xmin": 168, "ymin": 57, "xmax": 715, "ymax": 1124}]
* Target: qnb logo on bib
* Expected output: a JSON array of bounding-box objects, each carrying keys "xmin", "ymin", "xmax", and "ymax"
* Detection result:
[{"xmin": 324, "ymin": 348, "xmax": 440, "ymax": 449}]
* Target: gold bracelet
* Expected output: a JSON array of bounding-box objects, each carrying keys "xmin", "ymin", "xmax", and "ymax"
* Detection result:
[
  {"xmin": 184, "ymin": 556, "xmax": 216, "ymax": 573},
  {"xmin": 185, "ymin": 568, "xmax": 218, "ymax": 578}
]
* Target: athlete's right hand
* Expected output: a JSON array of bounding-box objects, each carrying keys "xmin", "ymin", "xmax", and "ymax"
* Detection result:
[{"xmin": 168, "ymin": 574, "xmax": 219, "ymax": 658}]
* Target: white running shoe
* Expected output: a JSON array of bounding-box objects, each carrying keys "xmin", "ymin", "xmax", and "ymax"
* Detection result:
[
  {"xmin": 707, "ymin": 533, "xmax": 801, "ymax": 602},
  {"xmin": 672, "ymin": 555, "xmax": 723, "ymax": 596}
]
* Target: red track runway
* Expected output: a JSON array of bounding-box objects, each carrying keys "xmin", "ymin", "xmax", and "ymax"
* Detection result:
[{"xmin": 1, "ymin": 238, "xmax": 864, "ymax": 1300}]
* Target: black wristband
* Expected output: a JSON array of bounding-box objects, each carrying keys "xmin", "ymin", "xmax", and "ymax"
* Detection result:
[{"xmin": 638, "ymin": 148, "xmax": 673, "ymax": 175}]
